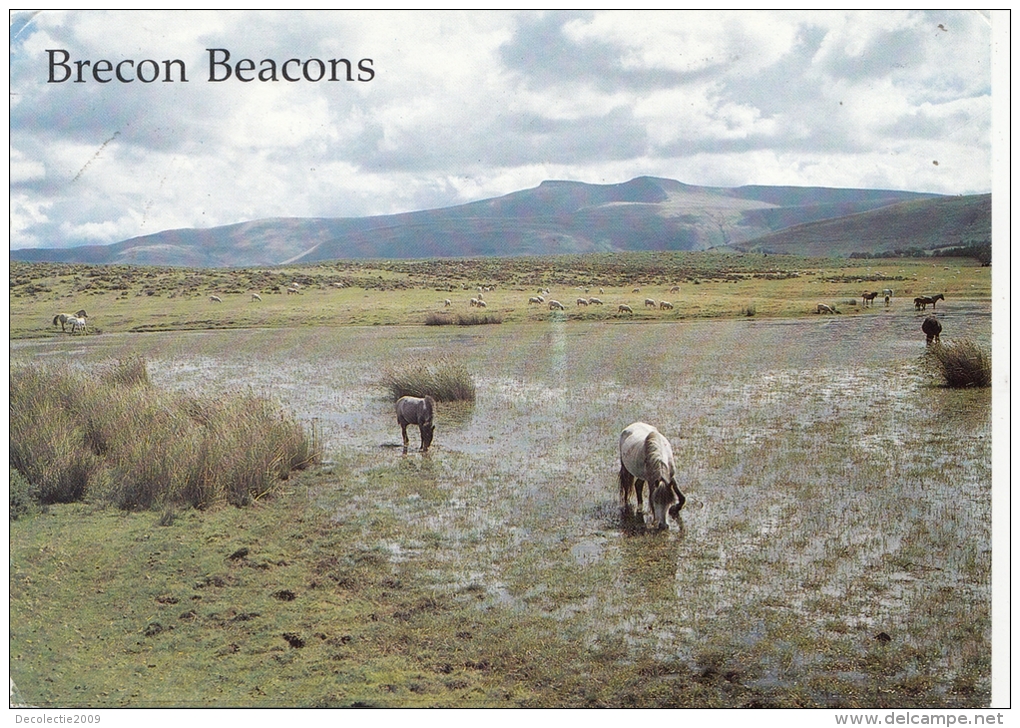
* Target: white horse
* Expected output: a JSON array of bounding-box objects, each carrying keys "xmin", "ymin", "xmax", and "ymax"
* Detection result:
[
  {"xmin": 618, "ymin": 304, "xmax": 633, "ymax": 313},
  {"xmin": 444, "ymin": 299, "xmax": 452, "ymax": 307},
  {"xmin": 659, "ymin": 301, "xmax": 674, "ymax": 310},
  {"xmin": 669, "ymin": 285, "xmax": 680, "ymax": 294},
  {"xmin": 815, "ymin": 303, "xmax": 837, "ymax": 314},
  {"xmin": 618, "ymin": 422, "xmax": 685, "ymax": 530},
  {"xmin": 53, "ymin": 309, "xmax": 88, "ymax": 332},
  {"xmin": 549, "ymin": 300, "xmax": 565, "ymax": 311},
  {"xmin": 396, "ymin": 396, "xmax": 435, "ymax": 453},
  {"xmin": 588, "ymin": 297, "xmax": 604, "ymax": 305},
  {"xmin": 576, "ymin": 298, "xmax": 589, "ymax": 306},
  {"xmin": 528, "ymin": 296, "xmax": 543, "ymax": 304},
  {"xmin": 644, "ymin": 298, "xmax": 656, "ymax": 308},
  {"xmin": 69, "ymin": 316, "xmax": 88, "ymax": 335},
  {"xmin": 210, "ymin": 295, "xmax": 222, "ymax": 303},
  {"xmin": 251, "ymin": 293, "xmax": 262, "ymax": 302}
]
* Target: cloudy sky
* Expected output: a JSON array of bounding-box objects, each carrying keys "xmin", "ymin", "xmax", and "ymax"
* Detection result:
[{"xmin": 9, "ymin": 10, "xmax": 998, "ymax": 250}]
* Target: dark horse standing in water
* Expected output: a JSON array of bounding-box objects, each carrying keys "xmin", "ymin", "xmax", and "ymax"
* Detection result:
[
  {"xmin": 922, "ymin": 316, "xmax": 942, "ymax": 345},
  {"xmin": 396, "ymin": 396, "xmax": 435, "ymax": 453},
  {"xmin": 914, "ymin": 294, "xmax": 945, "ymax": 311}
]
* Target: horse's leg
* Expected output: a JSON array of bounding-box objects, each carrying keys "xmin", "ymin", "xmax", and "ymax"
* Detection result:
[
  {"xmin": 417, "ymin": 424, "xmax": 426, "ymax": 452},
  {"xmin": 634, "ymin": 479, "xmax": 646, "ymax": 513},
  {"xmin": 400, "ymin": 423, "xmax": 409, "ymax": 452}
]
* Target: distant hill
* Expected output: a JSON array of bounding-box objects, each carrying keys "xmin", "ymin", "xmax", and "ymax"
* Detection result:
[
  {"xmin": 11, "ymin": 177, "xmax": 953, "ymax": 267},
  {"xmin": 735, "ymin": 193, "xmax": 991, "ymax": 257}
]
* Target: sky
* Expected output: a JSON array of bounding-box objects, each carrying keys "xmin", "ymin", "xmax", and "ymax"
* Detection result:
[{"xmin": 8, "ymin": 10, "xmax": 998, "ymax": 251}]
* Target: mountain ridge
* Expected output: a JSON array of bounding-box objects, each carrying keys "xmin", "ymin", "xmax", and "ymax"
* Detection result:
[{"xmin": 11, "ymin": 176, "xmax": 981, "ymax": 268}]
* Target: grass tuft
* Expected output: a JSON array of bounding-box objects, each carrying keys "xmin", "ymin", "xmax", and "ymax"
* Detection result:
[
  {"xmin": 9, "ymin": 360, "xmax": 320, "ymax": 511},
  {"xmin": 380, "ymin": 357, "xmax": 476, "ymax": 402},
  {"xmin": 9, "ymin": 468, "xmax": 38, "ymax": 521},
  {"xmin": 922, "ymin": 339, "xmax": 991, "ymax": 388}
]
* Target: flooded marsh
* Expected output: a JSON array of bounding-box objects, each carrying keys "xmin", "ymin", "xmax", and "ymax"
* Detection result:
[{"xmin": 9, "ymin": 305, "xmax": 993, "ymax": 707}]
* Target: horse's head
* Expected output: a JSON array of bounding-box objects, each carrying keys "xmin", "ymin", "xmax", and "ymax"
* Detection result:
[
  {"xmin": 651, "ymin": 478, "xmax": 684, "ymax": 530},
  {"xmin": 421, "ymin": 422, "xmax": 435, "ymax": 452}
]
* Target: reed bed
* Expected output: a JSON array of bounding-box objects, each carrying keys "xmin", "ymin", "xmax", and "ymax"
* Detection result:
[
  {"xmin": 9, "ymin": 359, "xmax": 320, "ymax": 511},
  {"xmin": 424, "ymin": 311, "xmax": 503, "ymax": 326}
]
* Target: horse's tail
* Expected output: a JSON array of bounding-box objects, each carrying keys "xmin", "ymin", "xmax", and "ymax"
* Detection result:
[
  {"xmin": 52, "ymin": 314, "xmax": 60, "ymax": 326},
  {"xmin": 618, "ymin": 461, "xmax": 633, "ymax": 501}
]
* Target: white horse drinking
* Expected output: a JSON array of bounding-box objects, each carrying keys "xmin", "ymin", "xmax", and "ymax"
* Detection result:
[{"xmin": 618, "ymin": 422, "xmax": 685, "ymax": 530}]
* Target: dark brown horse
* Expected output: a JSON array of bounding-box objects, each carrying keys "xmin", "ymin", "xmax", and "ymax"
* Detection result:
[
  {"xmin": 922, "ymin": 316, "xmax": 942, "ymax": 345},
  {"xmin": 914, "ymin": 294, "xmax": 945, "ymax": 311},
  {"xmin": 862, "ymin": 291, "xmax": 879, "ymax": 306},
  {"xmin": 396, "ymin": 396, "xmax": 435, "ymax": 453}
]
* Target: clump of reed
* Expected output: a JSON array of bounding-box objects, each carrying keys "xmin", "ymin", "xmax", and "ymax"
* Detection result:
[
  {"xmin": 9, "ymin": 359, "xmax": 320, "ymax": 512},
  {"xmin": 424, "ymin": 312, "xmax": 502, "ymax": 326},
  {"xmin": 922, "ymin": 339, "xmax": 992, "ymax": 388},
  {"xmin": 379, "ymin": 357, "xmax": 476, "ymax": 402}
]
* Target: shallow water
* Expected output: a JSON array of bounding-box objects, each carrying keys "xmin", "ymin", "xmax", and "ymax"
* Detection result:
[{"xmin": 11, "ymin": 305, "xmax": 994, "ymax": 699}]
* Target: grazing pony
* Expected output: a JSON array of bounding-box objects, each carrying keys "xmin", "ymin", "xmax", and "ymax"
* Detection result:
[
  {"xmin": 68, "ymin": 316, "xmax": 88, "ymax": 335},
  {"xmin": 922, "ymin": 316, "xmax": 942, "ymax": 345},
  {"xmin": 549, "ymin": 300, "xmax": 565, "ymax": 311},
  {"xmin": 251, "ymin": 293, "xmax": 262, "ymax": 302},
  {"xmin": 588, "ymin": 297, "xmax": 603, "ymax": 305},
  {"xmin": 576, "ymin": 297, "xmax": 589, "ymax": 306},
  {"xmin": 669, "ymin": 285, "xmax": 680, "ymax": 294},
  {"xmin": 618, "ymin": 422, "xmax": 685, "ymax": 530},
  {"xmin": 862, "ymin": 291, "xmax": 878, "ymax": 306},
  {"xmin": 210, "ymin": 295, "xmax": 222, "ymax": 303},
  {"xmin": 659, "ymin": 301, "xmax": 673, "ymax": 310},
  {"xmin": 396, "ymin": 395, "xmax": 435, "ymax": 453},
  {"xmin": 644, "ymin": 298, "xmax": 657, "ymax": 308},
  {"xmin": 528, "ymin": 296, "xmax": 543, "ymax": 304},
  {"xmin": 815, "ymin": 303, "xmax": 837, "ymax": 314},
  {"xmin": 618, "ymin": 304, "xmax": 633, "ymax": 314},
  {"xmin": 444, "ymin": 299, "xmax": 452, "ymax": 307},
  {"xmin": 882, "ymin": 288, "xmax": 893, "ymax": 299}
]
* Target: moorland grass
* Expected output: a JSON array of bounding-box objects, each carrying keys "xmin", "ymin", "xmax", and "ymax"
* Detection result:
[
  {"xmin": 9, "ymin": 255, "xmax": 991, "ymax": 338},
  {"xmin": 380, "ymin": 357, "xmax": 476, "ymax": 402},
  {"xmin": 923, "ymin": 339, "xmax": 992, "ymax": 388},
  {"xmin": 9, "ymin": 359, "xmax": 320, "ymax": 511}
]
